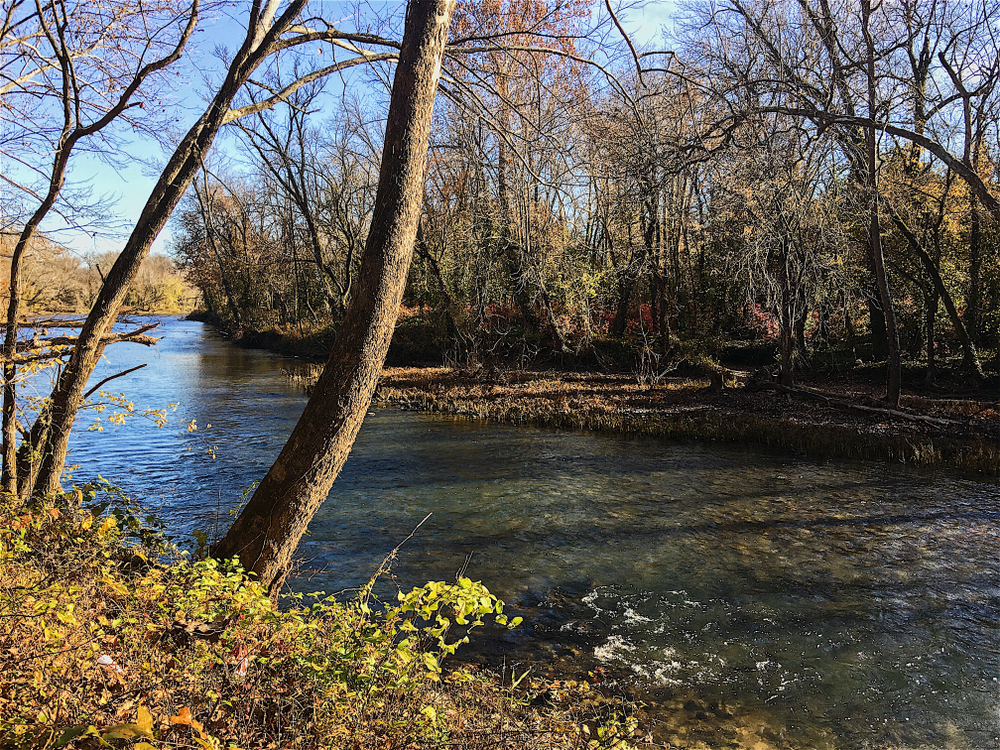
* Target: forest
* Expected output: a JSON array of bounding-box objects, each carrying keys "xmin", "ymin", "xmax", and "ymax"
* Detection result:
[
  {"xmin": 173, "ymin": 0, "xmax": 1000, "ymax": 404},
  {"xmin": 3, "ymin": 1, "xmax": 1000, "ymax": 749}
]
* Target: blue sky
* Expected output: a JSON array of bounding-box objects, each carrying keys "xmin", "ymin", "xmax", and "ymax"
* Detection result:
[{"xmin": 49, "ymin": 0, "xmax": 675, "ymax": 261}]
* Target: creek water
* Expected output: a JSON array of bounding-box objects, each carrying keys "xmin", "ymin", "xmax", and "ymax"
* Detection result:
[{"xmin": 61, "ymin": 316, "xmax": 1000, "ymax": 749}]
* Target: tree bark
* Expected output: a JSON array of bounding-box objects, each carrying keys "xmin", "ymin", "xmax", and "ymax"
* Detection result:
[
  {"xmin": 862, "ymin": 0, "xmax": 900, "ymax": 406},
  {"xmin": 24, "ymin": 0, "xmax": 382, "ymax": 498},
  {"xmin": 213, "ymin": 0, "xmax": 455, "ymax": 593}
]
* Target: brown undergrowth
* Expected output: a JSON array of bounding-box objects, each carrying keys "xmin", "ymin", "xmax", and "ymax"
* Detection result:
[
  {"xmin": 366, "ymin": 367, "xmax": 1000, "ymax": 474},
  {"xmin": 0, "ymin": 486, "xmax": 643, "ymax": 750}
]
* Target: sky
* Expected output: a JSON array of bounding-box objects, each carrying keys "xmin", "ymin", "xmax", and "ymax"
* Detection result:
[{"xmin": 42, "ymin": 0, "xmax": 676, "ymax": 262}]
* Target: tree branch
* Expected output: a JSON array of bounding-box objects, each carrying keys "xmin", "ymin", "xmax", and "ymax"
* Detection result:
[{"xmin": 83, "ymin": 364, "xmax": 147, "ymax": 399}]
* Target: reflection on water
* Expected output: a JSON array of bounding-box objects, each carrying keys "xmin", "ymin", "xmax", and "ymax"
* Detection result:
[{"xmin": 67, "ymin": 317, "xmax": 1000, "ymax": 749}]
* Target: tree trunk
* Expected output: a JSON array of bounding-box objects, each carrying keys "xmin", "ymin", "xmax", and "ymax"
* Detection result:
[
  {"xmin": 793, "ymin": 297, "xmax": 808, "ymax": 366},
  {"xmin": 867, "ymin": 295, "xmax": 888, "ymax": 359},
  {"xmin": 968, "ymin": 200, "xmax": 982, "ymax": 344},
  {"xmin": 888, "ymin": 207, "xmax": 983, "ymax": 379},
  {"xmin": 23, "ymin": 0, "xmax": 339, "ymax": 499},
  {"xmin": 862, "ymin": 0, "xmax": 900, "ymax": 406},
  {"xmin": 924, "ymin": 288, "xmax": 938, "ymax": 383},
  {"xmin": 496, "ymin": 140, "xmax": 538, "ymax": 332},
  {"xmin": 610, "ymin": 277, "xmax": 633, "ymax": 338},
  {"xmin": 869, "ymin": 198, "xmax": 901, "ymax": 405},
  {"xmin": 28, "ymin": 103, "xmax": 245, "ymax": 497},
  {"xmin": 213, "ymin": 0, "xmax": 455, "ymax": 593},
  {"xmin": 778, "ymin": 243, "xmax": 793, "ymax": 386},
  {"xmin": 843, "ymin": 292, "xmax": 857, "ymax": 359}
]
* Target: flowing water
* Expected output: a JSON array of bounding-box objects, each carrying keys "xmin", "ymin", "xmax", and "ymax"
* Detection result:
[{"xmin": 61, "ymin": 316, "xmax": 1000, "ymax": 749}]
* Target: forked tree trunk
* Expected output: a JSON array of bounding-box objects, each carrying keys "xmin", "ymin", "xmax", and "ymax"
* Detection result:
[{"xmin": 213, "ymin": 0, "xmax": 455, "ymax": 592}]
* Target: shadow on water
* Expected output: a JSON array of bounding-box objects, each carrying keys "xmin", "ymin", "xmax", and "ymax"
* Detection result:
[{"xmin": 66, "ymin": 318, "xmax": 1000, "ymax": 750}]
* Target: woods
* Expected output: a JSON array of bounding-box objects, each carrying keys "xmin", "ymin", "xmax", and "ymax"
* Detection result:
[
  {"xmin": 1, "ymin": 0, "xmax": 998, "ymax": 554},
  {"xmin": 1, "ymin": 0, "xmax": 999, "ymax": 590},
  {"xmin": 6, "ymin": 2, "xmax": 1000, "ymax": 747},
  {"xmin": 170, "ymin": 1, "xmax": 1000, "ymax": 405}
]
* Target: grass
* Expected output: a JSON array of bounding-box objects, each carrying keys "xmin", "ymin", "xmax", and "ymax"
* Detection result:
[{"xmin": 0, "ymin": 484, "xmax": 642, "ymax": 750}]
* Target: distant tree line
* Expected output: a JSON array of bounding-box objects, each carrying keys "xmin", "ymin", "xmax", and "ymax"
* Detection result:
[{"xmin": 0, "ymin": 234, "xmax": 194, "ymax": 313}]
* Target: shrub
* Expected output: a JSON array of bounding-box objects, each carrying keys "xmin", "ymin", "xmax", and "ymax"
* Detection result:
[{"xmin": 0, "ymin": 488, "xmax": 637, "ymax": 750}]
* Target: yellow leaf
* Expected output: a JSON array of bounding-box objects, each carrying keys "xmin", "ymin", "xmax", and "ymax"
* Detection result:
[
  {"xmin": 96, "ymin": 516, "xmax": 116, "ymax": 537},
  {"xmin": 135, "ymin": 744, "xmax": 159, "ymax": 750},
  {"xmin": 137, "ymin": 706, "xmax": 153, "ymax": 734}
]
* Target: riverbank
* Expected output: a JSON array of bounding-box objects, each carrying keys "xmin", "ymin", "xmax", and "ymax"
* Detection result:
[
  {"xmin": 359, "ymin": 367, "xmax": 1000, "ymax": 474},
  {"xmin": 201, "ymin": 313, "xmax": 1000, "ymax": 474},
  {"xmin": 0, "ymin": 488, "xmax": 643, "ymax": 750}
]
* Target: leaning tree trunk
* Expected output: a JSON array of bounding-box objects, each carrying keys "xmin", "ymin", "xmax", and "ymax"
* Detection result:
[
  {"xmin": 888, "ymin": 207, "xmax": 983, "ymax": 379},
  {"xmin": 28, "ymin": 94, "xmax": 251, "ymax": 498},
  {"xmin": 213, "ymin": 0, "xmax": 455, "ymax": 592},
  {"xmin": 25, "ymin": 0, "xmax": 385, "ymax": 499}
]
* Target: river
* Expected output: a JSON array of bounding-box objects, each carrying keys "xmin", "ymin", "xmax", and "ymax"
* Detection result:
[{"xmin": 60, "ymin": 316, "xmax": 1000, "ymax": 749}]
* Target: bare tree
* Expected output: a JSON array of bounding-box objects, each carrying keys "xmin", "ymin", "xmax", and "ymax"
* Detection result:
[
  {"xmin": 14, "ymin": 1, "xmax": 406, "ymax": 499},
  {"xmin": 1, "ymin": 0, "xmax": 199, "ymax": 495}
]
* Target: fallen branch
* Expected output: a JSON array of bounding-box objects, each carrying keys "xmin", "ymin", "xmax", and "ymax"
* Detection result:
[
  {"xmin": 23, "ymin": 313, "xmax": 146, "ymax": 329},
  {"xmin": 749, "ymin": 380, "xmax": 958, "ymax": 427},
  {"xmin": 21, "ymin": 318, "xmax": 90, "ymax": 329}
]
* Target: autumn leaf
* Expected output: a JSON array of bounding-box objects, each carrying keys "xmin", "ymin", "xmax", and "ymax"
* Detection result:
[
  {"xmin": 137, "ymin": 705, "xmax": 154, "ymax": 734},
  {"xmin": 101, "ymin": 723, "xmax": 151, "ymax": 741},
  {"xmin": 169, "ymin": 706, "xmax": 204, "ymax": 734}
]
